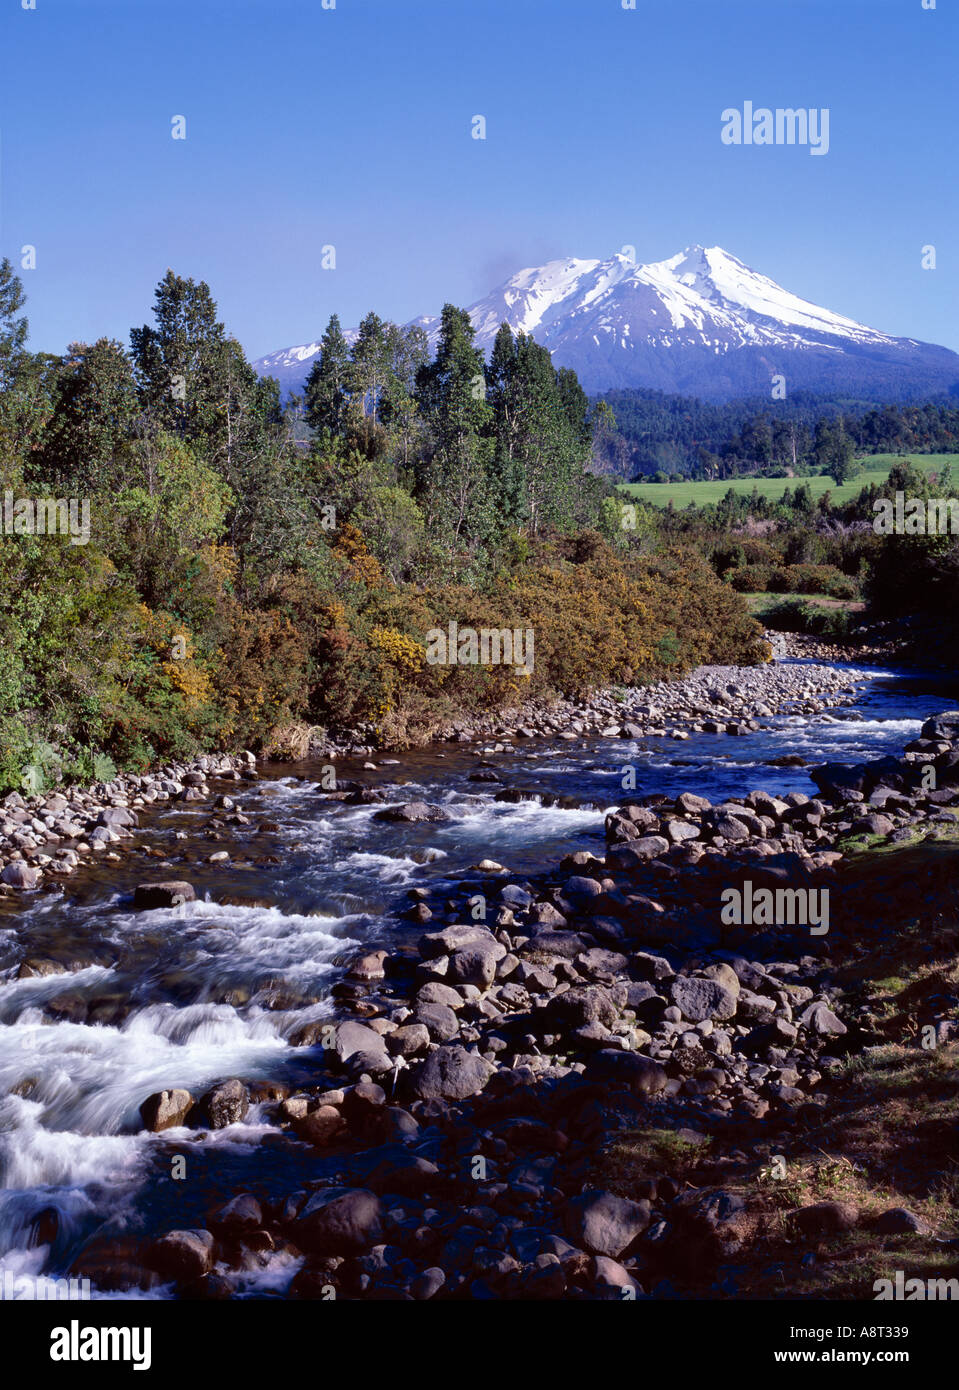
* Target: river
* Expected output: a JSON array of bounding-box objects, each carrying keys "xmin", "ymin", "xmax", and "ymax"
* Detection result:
[{"xmin": 0, "ymin": 659, "xmax": 954, "ymax": 1297}]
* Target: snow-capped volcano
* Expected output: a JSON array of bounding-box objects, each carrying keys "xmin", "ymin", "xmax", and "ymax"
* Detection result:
[{"xmin": 254, "ymin": 246, "xmax": 959, "ymax": 401}]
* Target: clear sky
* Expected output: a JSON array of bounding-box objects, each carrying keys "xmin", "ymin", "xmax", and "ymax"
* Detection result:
[{"xmin": 1, "ymin": 0, "xmax": 955, "ymax": 360}]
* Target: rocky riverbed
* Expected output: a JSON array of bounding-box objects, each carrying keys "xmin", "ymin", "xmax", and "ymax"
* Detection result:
[
  {"xmin": 3, "ymin": 669, "xmax": 955, "ymax": 1301},
  {"xmin": 334, "ymin": 655, "xmax": 873, "ymax": 757},
  {"xmin": 0, "ymin": 658, "xmax": 871, "ymax": 902}
]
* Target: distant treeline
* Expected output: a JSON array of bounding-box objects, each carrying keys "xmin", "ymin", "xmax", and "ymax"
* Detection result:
[{"xmin": 595, "ymin": 388, "xmax": 959, "ymax": 480}]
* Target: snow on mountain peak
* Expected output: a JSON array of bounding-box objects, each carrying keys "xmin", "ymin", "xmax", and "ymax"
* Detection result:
[{"xmin": 254, "ymin": 245, "xmax": 957, "ymax": 401}]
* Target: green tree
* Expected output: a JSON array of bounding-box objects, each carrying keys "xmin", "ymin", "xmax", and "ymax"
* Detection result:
[
  {"xmin": 0, "ymin": 259, "xmax": 55, "ymax": 476},
  {"xmin": 304, "ymin": 313, "xmax": 351, "ymax": 437},
  {"xmin": 34, "ymin": 339, "xmax": 139, "ymax": 495},
  {"xmin": 414, "ymin": 304, "xmax": 494, "ymax": 557}
]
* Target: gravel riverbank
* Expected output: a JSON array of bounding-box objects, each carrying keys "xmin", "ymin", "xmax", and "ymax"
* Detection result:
[{"xmin": 0, "ymin": 659, "xmax": 869, "ymax": 897}]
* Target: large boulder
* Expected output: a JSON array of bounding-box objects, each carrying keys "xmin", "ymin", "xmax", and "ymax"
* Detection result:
[
  {"xmin": 208, "ymin": 1194, "xmax": 263, "ymax": 1234},
  {"xmin": 584, "ymin": 1050, "xmax": 668, "ymax": 1094},
  {"xmin": 661, "ymin": 819, "xmax": 700, "ymax": 844},
  {"xmin": 414, "ymin": 982, "xmax": 464, "ymax": 1010},
  {"xmin": 791, "ymin": 1201, "xmax": 858, "ymax": 1236},
  {"xmin": 413, "ymin": 1001, "xmax": 460, "ymax": 1042},
  {"xmin": 670, "ymin": 976, "xmax": 738, "ymax": 1023},
  {"xmin": 330, "ymin": 1020, "xmax": 391, "ymax": 1064},
  {"xmin": 920, "ymin": 711, "xmax": 959, "ymax": 742},
  {"xmin": 703, "ymin": 812, "xmax": 751, "ymax": 843},
  {"xmin": 606, "ymin": 836, "xmax": 669, "ymax": 868},
  {"xmin": 133, "ymin": 880, "xmax": 196, "ymax": 910},
  {"xmin": 139, "ymin": 1089, "xmax": 194, "ymax": 1132},
  {"xmin": 199, "ymin": 1078, "xmax": 249, "ymax": 1129},
  {"xmin": 809, "ymin": 763, "xmax": 870, "ymax": 800},
  {"xmin": 374, "ymin": 801, "xmax": 450, "ymax": 824},
  {"xmin": 565, "ymin": 1191, "xmax": 650, "ymax": 1257},
  {"xmin": 799, "ymin": 1001, "xmax": 847, "ymax": 1036},
  {"xmin": 146, "ymin": 1229, "xmax": 215, "ymax": 1281},
  {"xmin": 447, "ymin": 942, "xmax": 503, "ymax": 990},
  {"xmin": 1, "ymin": 862, "xmax": 41, "ymax": 890},
  {"xmin": 294, "ymin": 1187, "xmax": 384, "ymax": 1253},
  {"xmin": 545, "ymin": 985, "xmax": 619, "ymax": 1032},
  {"xmin": 408, "ymin": 1045, "xmax": 494, "ymax": 1101},
  {"xmin": 296, "ymin": 1105, "xmax": 346, "ymax": 1148},
  {"xmin": 386, "ymin": 1023, "xmax": 431, "ymax": 1058},
  {"xmin": 419, "ymin": 925, "xmax": 500, "ymax": 959}
]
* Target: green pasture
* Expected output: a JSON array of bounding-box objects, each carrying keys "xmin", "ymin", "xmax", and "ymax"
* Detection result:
[{"xmin": 619, "ymin": 454, "xmax": 958, "ymax": 509}]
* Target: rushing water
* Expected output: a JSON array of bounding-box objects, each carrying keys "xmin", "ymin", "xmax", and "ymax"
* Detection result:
[{"xmin": 0, "ymin": 661, "xmax": 954, "ymax": 1296}]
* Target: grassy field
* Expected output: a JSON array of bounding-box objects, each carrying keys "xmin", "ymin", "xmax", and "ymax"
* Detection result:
[
  {"xmin": 619, "ymin": 453, "xmax": 959, "ymax": 509},
  {"xmin": 742, "ymin": 591, "xmax": 864, "ymax": 617}
]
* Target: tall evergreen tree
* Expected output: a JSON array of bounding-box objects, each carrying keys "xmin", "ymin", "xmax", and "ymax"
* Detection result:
[
  {"xmin": 130, "ymin": 270, "xmax": 232, "ymax": 450},
  {"xmin": 35, "ymin": 339, "xmax": 139, "ymax": 494},
  {"xmin": 485, "ymin": 322, "xmax": 525, "ymax": 522},
  {"xmin": 414, "ymin": 304, "xmax": 493, "ymax": 550},
  {"xmin": 304, "ymin": 313, "xmax": 351, "ymax": 436},
  {"xmin": 0, "ymin": 259, "xmax": 55, "ymax": 476},
  {"xmin": 0, "ymin": 258, "xmax": 28, "ymax": 396}
]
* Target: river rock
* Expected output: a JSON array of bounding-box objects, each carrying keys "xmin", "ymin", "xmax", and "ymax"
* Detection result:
[
  {"xmin": 607, "ymin": 836, "xmax": 670, "ymax": 866},
  {"xmin": 297, "ymin": 1105, "xmax": 346, "ymax": 1148},
  {"xmin": 565, "ymin": 1191, "xmax": 650, "ymax": 1257},
  {"xmin": 332, "ymin": 1020, "xmax": 392, "ymax": 1063},
  {"xmin": 447, "ymin": 943, "xmax": 501, "ymax": 989},
  {"xmin": 133, "ymin": 880, "xmax": 196, "ymax": 910},
  {"xmin": 139, "ymin": 1088, "xmax": 195, "ymax": 1132},
  {"xmin": 199, "ymin": 1078, "xmax": 249, "ymax": 1129},
  {"xmin": 349, "ymin": 950, "xmax": 387, "ymax": 981},
  {"xmin": 791, "ymin": 1201, "xmax": 859, "ymax": 1236},
  {"xmin": 419, "ymin": 924, "xmax": 499, "ymax": 959},
  {"xmin": 670, "ymin": 977, "xmax": 738, "ymax": 1022},
  {"xmin": 702, "ymin": 962, "xmax": 741, "ymax": 998},
  {"xmin": 592, "ymin": 1255, "xmax": 643, "ymax": 1299},
  {"xmin": 374, "ymin": 801, "xmax": 450, "ymax": 824},
  {"xmin": 661, "ymin": 819, "xmax": 700, "ymax": 844},
  {"xmin": 799, "ymin": 1002, "xmax": 847, "ymax": 1036},
  {"xmin": 209, "ymin": 1194, "xmax": 262, "ymax": 1233},
  {"xmin": 409, "ymin": 1045, "xmax": 494, "ymax": 1100},
  {"xmin": 413, "ymin": 1001, "xmax": 461, "ymax": 1042},
  {"xmin": 546, "ymin": 985, "xmax": 619, "ymax": 1031},
  {"xmin": 387, "ymin": 1023, "xmax": 431, "ymax": 1057},
  {"xmin": 294, "ymin": 1187, "xmax": 385, "ymax": 1253},
  {"xmin": 147, "ymin": 1229, "xmax": 215, "ymax": 1281},
  {"xmin": 414, "ymin": 981, "xmax": 465, "ymax": 1010},
  {"xmin": 584, "ymin": 1050, "xmax": 668, "ymax": 1094},
  {"xmin": 1, "ymin": 862, "xmax": 41, "ymax": 890}
]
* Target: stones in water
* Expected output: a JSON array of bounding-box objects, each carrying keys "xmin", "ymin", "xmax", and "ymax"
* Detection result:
[{"xmin": 133, "ymin": 880, "xmax": 196, "ymax": 910}]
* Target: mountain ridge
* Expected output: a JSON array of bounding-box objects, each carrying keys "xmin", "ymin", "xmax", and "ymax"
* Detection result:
[{"xmin": 254, "ymin": 246, "xmax": 959, "ymax": 403}]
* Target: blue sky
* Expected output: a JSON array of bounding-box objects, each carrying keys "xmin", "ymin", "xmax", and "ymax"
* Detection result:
[{"xmin": 1, "ymin": 0, "xmax": 955, "ymax": 360}]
